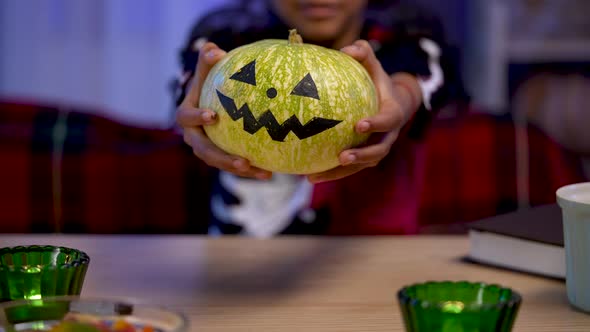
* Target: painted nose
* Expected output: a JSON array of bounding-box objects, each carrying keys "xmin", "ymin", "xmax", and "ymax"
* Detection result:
[{"xmin": 266, "ymin": 87, "xmax": 277, "ymax": 99}]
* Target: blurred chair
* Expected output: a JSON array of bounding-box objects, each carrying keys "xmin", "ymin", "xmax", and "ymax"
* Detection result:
[
  {"xmin": 0, "ymin": 100, "xmax": 211, "ymax": 234},
  {"xmin": 0, "ymin": 100, "xmax": 586, "ymax": 235},
  {"xmin": 312, "ymin": 103, "xmax": 588, "ymax": 235},
  {"xmin": 418, "ymin": 105, "xmax": 587, "ymax": 233}
]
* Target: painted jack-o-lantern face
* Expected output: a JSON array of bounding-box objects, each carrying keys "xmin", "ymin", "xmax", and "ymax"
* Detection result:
[
  {"xmin": 216, "ymin": 59, "xmax": 342, "ymax": 142},
  {"xmin": 200, "ymin": 31, "xmax": 378, "ymax": 174}
]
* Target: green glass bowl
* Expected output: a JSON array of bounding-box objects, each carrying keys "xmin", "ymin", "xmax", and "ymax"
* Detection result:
[
  {"xmin": 0, "ymin": 296, "xmax": 188, "ymax": 332},
  {"xmin": 0, "ymin": 246, "xmax": 90, "ymax": 302},
  {"xmin": 397, "ymin": 281, "xmax": 522, "ymax": 332}
]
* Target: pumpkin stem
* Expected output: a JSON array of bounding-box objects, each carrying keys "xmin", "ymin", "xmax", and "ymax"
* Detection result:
[{"xmin": 288, "ymin": 29, "xmax": 303, "ymax": 45}]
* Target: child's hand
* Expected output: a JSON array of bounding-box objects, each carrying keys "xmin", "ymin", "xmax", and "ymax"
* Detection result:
[
  {"xmin": 307, "ymin": 40, "xmax": 420, "ymax": 183},
  {"xmin": 176, "ymin": 42, "xmax": 272, "ymax": 180}
]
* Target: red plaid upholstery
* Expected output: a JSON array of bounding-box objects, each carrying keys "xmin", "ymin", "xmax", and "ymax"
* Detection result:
[
  {"xmin": 0, "ymin": 102, "xmax": 38, "ymax": 232},
  {"xmin": 313, "ymin": 107, "xmax": 588, "ymax": 235},
  {"xmin": 0, "ymin": 100, "xmax": 587, "ymax": 234},
  {"xmin": 0, "ymin": 100, "xmax": 211, "ymax": 234},
  {"xmin": 417, "ymin": 110, "xmax": 586, "ymax": 232}
]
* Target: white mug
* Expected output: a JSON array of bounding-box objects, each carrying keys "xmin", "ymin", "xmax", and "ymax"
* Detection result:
[{"xmin": 557, "ymin": 182, "xmax": 590, "ymax": 313}]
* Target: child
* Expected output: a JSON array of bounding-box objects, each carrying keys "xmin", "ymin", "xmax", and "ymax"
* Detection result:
[{"xmin": 175, "ymin": 0, "xmax": 466, "ymax": 236}]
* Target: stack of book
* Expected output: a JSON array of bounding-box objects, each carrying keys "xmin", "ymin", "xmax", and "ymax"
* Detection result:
[{"xmin": 466, "ymin": 204, "xmax": 565, "ymax": 279}]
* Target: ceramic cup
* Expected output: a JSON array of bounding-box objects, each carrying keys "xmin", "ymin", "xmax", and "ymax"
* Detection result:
[{"xmin": 556, "ymin": 181, "xmax": 590, "ymax": 312}]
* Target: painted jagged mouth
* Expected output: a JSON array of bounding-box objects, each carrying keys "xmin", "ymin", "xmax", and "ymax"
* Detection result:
[{"xmin": 216, "ymin": 90, "xmax": 341, "ymax": 142}]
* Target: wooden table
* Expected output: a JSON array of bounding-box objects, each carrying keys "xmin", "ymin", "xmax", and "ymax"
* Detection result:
[{"xmin": 0, "ymin": 235, "xmax": 588, "ymax": 331}]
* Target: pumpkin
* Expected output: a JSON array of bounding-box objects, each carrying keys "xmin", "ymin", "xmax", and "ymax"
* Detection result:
[{"xmin": 199, "ymin": 30, "xmax": 378, "ymax": 174}]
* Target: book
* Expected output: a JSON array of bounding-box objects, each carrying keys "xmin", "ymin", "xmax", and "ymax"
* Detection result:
[{"xmin": 466, "ymin": 204, "xmax": 565, "ymax": 279}]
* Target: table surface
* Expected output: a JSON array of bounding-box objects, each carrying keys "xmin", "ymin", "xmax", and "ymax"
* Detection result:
[{"xmin": 0, "ymin": 235, "xmax": 588, "ymax": 331}]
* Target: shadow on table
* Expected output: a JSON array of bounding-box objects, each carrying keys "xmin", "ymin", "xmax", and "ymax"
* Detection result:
[{"xmin": 199, "ymin": 237, "xmax": 360, "ymax": 298}]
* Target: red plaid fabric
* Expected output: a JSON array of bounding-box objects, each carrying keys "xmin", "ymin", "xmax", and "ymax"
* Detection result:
[
  {"xmin": 0, "ymin": 100, "xmax": 211, "ymax": 234},
  {"xmin": 418, "ymin": 110, "xmax": 586, "ymax": 231},
  {"xmin": 0, "ymin": 100, "xmax": 587, "ymax": 234},
  {"xmin": 0, "ymin": 102, "xmax": 38, "ymax": 232},
  {"xmin": 312, "ymin": 107, "xmax": 588, "ymax": 235}
]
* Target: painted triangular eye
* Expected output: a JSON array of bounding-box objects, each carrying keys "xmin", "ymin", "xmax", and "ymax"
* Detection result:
[
  {"xmin": 291, "ymin": 73, "xmax": 319, "ymax": 100},
  {"xmin": 230, "ymin": 60, "xmax": 256, "ymax": 86}
]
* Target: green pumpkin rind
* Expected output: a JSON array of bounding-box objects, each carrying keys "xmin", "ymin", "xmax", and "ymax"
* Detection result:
[{"xmin": 200, "ymin": 34, "xmax": 378, "ymax": 174}]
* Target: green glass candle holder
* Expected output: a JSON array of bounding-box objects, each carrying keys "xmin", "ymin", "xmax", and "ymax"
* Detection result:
[
  {"xmin": 0, "ymin": 245, "xmax": 90, "ymax": 302},
  {"xmin": 397, "ymin": 281, "xmax": 521, "ymax": 332}
]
